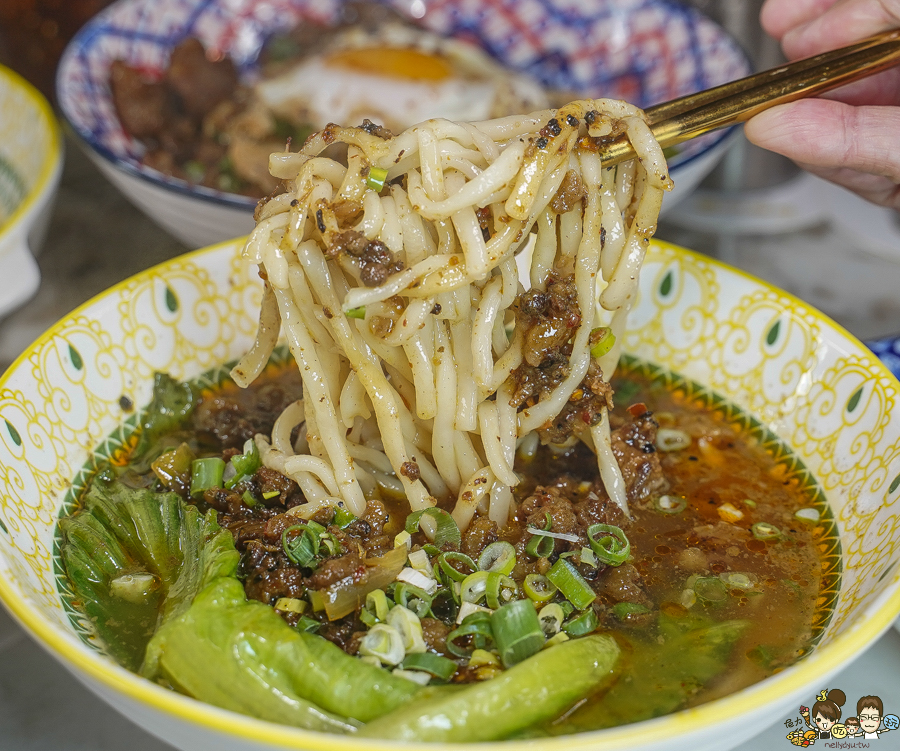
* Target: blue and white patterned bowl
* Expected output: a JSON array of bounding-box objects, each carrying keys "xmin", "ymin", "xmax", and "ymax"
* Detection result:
[{"xmin": 57, "ymin": 0, "xmax": 751, "ymax": 248}]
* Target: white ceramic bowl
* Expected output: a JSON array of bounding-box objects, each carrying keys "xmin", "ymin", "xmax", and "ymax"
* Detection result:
[
  {"xmin": 0, "ymin": 236, "xmax": 899, "ymax": 751},
  {"xmin": 0, "ymin": 65, "xmax": 63, "ymax": 315},
  {"xmin": 57, "ymin": 0, "xmax": 750, "ymax": 248}
]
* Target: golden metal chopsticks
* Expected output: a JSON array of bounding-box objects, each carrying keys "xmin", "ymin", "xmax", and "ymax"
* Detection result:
[{"xmin": 598, "ymin": 29, "xmax": 900, "ymax": 167}]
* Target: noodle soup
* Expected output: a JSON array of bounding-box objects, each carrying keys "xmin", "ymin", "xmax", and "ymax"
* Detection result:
[{"xmin": 57, "ymin": 354, "xmax": 835, "ymax": 739}]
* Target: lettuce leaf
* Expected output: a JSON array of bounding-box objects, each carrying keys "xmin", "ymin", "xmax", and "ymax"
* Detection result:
[
  {"xmin": 60, "ymin": 476, "xmax": 238, "ymax": 671},
  {"xmin": 144, "ymin": 578, "xmax": 420, "ymax": 729}
]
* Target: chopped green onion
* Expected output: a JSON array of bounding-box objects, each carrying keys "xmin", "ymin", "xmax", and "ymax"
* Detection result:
[
  {"xmin": 366, "ymin": 166, "xmax": 389, "ymax": 192},
  {"xmin": 282, "ymin": 522, "xmax": 326, "ymax": 567},
  {"xmin": 400, "ymin": 652, "xmax": 458, "ymax": 681},
  {"xmin": 392, "ymin": 581, "xmax": 434, "ymax": 618},
  {"xmin": 579, "ymin": 546, "xmax": 598, "ymax": 568},
  {"xmin": 437, "ymin": 551, "xmax": 478, "ymax": 583},
  {"xmin": 525, "ymin": 512, "xmax": 555, "ymax": 558},
  {"xmin": 693, "ymin": 576, "xmax": 728, "ymax": 603},
  {"xmin": 365, "ymin": 589, "xmax": 390, "ymax": 622},
  {"xmin": 654, "ymin": 495, "xmax": 687, "ymax": 514},
  {"xmin": 751, "ymin": 522, "xmax": 781, "ymax": 540},
  {"xmin": 241, "ymin": 490, "xmax": 258, "ymax": 508},
  {"xmin": 405, "ymin": 508, "xmax": 462, "ymax": 550},
  {"xmin": 537, "ymin": 603, "xmax": 565, "ymax": 636},
  {"xmin": 296, "ymin": 615, "xmax": 321, "ymax": 633},
  {"xmin": 446, "ymin": 611, "xmax": 494, "ymax": 657},
  {"xmin": 589, "ymin": 327, "xmax": 616, "ymax": 358},
  {"xmin": 742, "ymin": 498, "xmax": 757, "ymax": 508},
  {"xmin": 478, "ymin": 541, "xmax": 516, "ymax": 575},
  {"xmin": 190, "ymin": 457, "xmax": 225, "ymax": 496},
  {"xmin": 719, "ymin": 572, "xmax": 758, "ymax": 591},
  {"xmin": 586, "ymin": 523, "xmax": 630, "ymax": 566},
  {"xmin": 262, "ymin": 490, "xmax": 281, "ymax": 500},
  {"xmin": 408, "ymin": 549, "xmax": 434, "ymax": 577},
  {"xmin": 656, "ymin": 428, "xmax": 691, "ymax": 452},
  {"xmin": 307, "ymin": 589, "xmax": 325, "ymax": 612},
  {"xmin": 794, "ymin": 507, "xmax": 820, "ymax": 523},
  {"xmin": 346, "ymin": 306, "xmax": 366, "ymax": 319},
  {"xmin": 460, "ymin": 570, "xmax": 513, "ymax": 610},
  {"xmin": 546, "ymin": 559, "xmax": 596, "ymax": 610},
  {"xmin": 332, "ymin": 505, "xmax": 357, "ymax": 529},
  {"xmin": 563, "ymin": 608, "xmax": 599, "ymax": 637},
  {"xmin": 467, "ymin": 649, "xmax": 499, "ymax": 668},
  {"xmin": 225, "ymin": 439, "xmax": 260, "ymax": 489},
  {"xmin": 359, "ymin": 623, "xmax": 405, "ymax": 665},
  {"xmin": 491, "ymin": 599, "xmax": 545, "ymax": 668},
  {"xmin": 274, "ymin": 597, "xmax": 307, "ymax": 614},
  {"xmin": 387, "ymin": 605, "xmax": 427, "ymax": 653},
  {"xmin": 610, "ymin": 602, "xmax": 650, "ymax": 620},
  {"xmin": 392, "ymin": 668, "xmax": 431, "ymax": 685},
  {"xmin": 523, "ymin": 573, "xmax": 558, "ymax": 603}
]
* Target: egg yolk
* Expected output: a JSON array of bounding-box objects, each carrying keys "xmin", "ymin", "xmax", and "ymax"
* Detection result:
[{"xmin": 324, "ymin": 47, "xmax": 453, "ymax": 81}]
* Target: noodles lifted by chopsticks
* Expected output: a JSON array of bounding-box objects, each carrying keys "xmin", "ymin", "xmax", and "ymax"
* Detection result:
[{"xmin": 233, "ymin": 99, "xmax": 672, "ymax": 529}]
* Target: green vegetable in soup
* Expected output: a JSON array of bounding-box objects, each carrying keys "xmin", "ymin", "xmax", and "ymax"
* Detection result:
[
  {"xmin": 551, "ymin": 612, "xmax": 750, "ymax": 734},
  {"xmin": 359, "ymin": 634, "xmax": 620, "ymax": 742},
  {"xmin": 129, "ymin": 372, "xmax": 197, "ymax": 471},
  {"xmin": 60, "ymin": 477, "xmax": 238, "ymax": 670},
  {"xmin": 146, "ymin": 578, "xmax": 386, "ymax": 732}
]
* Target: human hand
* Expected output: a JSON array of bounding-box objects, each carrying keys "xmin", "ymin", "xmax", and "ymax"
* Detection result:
[{"xmin": 744, "ymin": 0, "xmax": 900, "ymax": 209}]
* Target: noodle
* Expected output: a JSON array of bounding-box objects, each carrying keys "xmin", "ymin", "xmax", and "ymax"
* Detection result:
[{"xmin": 236, "ymin": 100, "xmax": 672, "ymax": 526}]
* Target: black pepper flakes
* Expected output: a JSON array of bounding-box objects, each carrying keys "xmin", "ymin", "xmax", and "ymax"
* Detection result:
[
  {"xmin": 316, "ymin": 209, "xmax": 326, "ymax": 233},
  {"xmin": 565, "ymin": 114, "xmax": 579, "ymax": 127},
  {"xmin": 536, "ymin": 137, "xmax": 548, "ymax": 150}
]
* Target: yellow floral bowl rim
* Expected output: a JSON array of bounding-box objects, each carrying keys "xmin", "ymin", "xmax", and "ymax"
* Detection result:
[
  {"xmin": 0, "ymin": 236, "xmax": 898, "ymax": 750},
  {"xmin": 0, "ymin": 64, "xmax": 62, "ymax": 242}
]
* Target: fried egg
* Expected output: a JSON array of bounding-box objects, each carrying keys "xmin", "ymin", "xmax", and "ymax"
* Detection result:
[{"xmin": 255, "ymin": 24, "xmax": 548, "ymax": 133}]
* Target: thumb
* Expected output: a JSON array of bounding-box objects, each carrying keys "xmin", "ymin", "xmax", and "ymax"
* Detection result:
[{"xmin": 745, "ymin": 98, "xmax": 900, "ymax": 181}]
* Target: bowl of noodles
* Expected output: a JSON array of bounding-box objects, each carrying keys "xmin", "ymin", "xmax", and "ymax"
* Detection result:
[
  {"xmin": 2, "ymin": 102, "xmax": 900, "ymax": 751},
  {"xmin": 56, "ymin": 0, "xmax": 750, "ymax": 248}
]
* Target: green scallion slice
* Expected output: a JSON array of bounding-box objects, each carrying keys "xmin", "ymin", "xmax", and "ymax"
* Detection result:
[
  {"xmin": 525, "ymin": 512, "xmax": 555, "ymax": 558},
  {"xmin": 296, "ymin": 615, "xmax": 321, "ymax": 633},
  {"xmin": 332, "ymin": 505, "xmax": 357, "ymax": 529},
  {"xmin": 523, "ymin": 573, "xmax": 558, "ymax": 603},
  {"xmin": 346, "ymin": 306, "xmax": 366, "ymax": 319},
  {"xmin": 282, "ymin": 522, "xmax": 324, "ymax": 567},
  {"xmin": 586, "ymin": 523, "xmax": 630, "ymax": 565},
  {"xmin": 751, "ymin": 522, "xmax": 781, "ymax": 540},
  {"xmin": 589, "ymin": 327, "xmax": 616, "ymax": 359},
  {"xmin": 366, "ymin": 166, "xmax": 389, "ymax": 192},
  {"xmin": 563, "ymin": 608, "xmax": 599, "ymax": 637},
  {"xmin": 491, "ymin": 599, "xmax": 545, "ymax": 668},
  {"xmin": 400, "ymin": 652, "xmax": 458, "ymax": 681},
  {"xmin": 189, "ymin": 457, "xmax": 225, "ymax": 497},
  {"xmin": 405, "ymin": 508, "xmax": 462, "ymax": 550},
  {"xmin": 392, "ymin": 582, "xmax": 434, "ymax": 619},
  {"xmin": 654, "ymin": 495, "xmax": 687, "ymax": 515},
  {"xmin": 693, "ymin": 576, "xmax": 728, "ymax": 602},
  {"xmin": 546, "ymin": 559, "xmax": 596, "ymax": 610},
  {"xmin": 478, "ymin": 541, "xmax": 516, "ymax": 575},
  {"xmin": 225, "ymin": 440, "xmax": 261, "ymax": 489},
  {"xmin": 437, "ymin": 551, "xmax": 478, "ymax": 583},
  {"xmin": 446, "ymin": 611, "xmax": 494, "ymax": 657}
]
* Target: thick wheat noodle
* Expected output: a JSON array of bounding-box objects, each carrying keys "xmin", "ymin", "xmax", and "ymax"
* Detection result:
[{"xmin": 237, "ymin": 99, "xmax": 671, "ymax": 530}]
